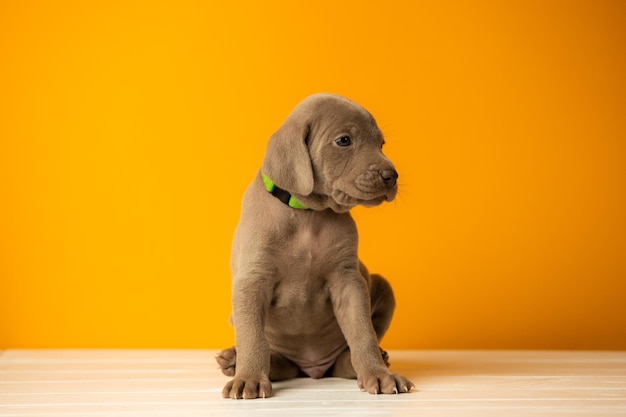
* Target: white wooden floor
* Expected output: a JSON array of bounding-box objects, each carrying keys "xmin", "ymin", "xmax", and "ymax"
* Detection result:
[{"xmin": 1, "ymin": 350, "xmax": 625, "ymax": 417}]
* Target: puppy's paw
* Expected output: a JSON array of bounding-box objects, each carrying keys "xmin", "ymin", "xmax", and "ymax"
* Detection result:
[
  {"xmin": 216, "ymin": 347, "xmax": 237, "ymax": 377},
  {"xmin": 222, "ymin": 375, "xmax": 273, "ymax": 399},
  {"xmin": 357, "ymin": 369, "xmax": 414, "ymax": 395}
]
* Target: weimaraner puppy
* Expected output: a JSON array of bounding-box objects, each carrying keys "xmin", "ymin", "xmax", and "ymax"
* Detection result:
[{"xmin": 216, "ymin": 93, "xmax": 414, "ymax": 399}]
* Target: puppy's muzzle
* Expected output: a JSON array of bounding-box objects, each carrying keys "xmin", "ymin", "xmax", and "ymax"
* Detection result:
[{"xmin": 380, "ymin": 169, "xmax": 398, "ymax": 188}]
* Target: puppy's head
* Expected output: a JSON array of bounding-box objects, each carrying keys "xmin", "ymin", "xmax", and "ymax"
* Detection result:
[{"xmin": 262, "ymin": 93, "xmax": 398, "ymax": 213}]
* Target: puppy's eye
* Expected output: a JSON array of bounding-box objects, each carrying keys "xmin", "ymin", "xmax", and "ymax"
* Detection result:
[{"xmin": 335, "ymin": 136, "xmax": 352, "ymax": 147}]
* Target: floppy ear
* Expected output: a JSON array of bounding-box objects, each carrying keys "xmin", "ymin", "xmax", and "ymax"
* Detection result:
[{"xmin": 261, "ymin": 114, "xmax": 314, "ymax": 196}]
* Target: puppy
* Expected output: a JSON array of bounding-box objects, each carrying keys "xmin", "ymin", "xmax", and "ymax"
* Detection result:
[{"xmin": 217, "ymin": 93, "xmax": 413, "ymax": 399}]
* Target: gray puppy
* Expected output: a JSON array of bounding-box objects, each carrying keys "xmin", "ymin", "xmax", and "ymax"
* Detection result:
[{"xmin": 217, "ymin": 93, "xmax": 414, "ymax": 399}]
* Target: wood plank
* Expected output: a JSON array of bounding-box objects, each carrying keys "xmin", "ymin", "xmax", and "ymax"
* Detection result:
[{"xmin": 1, "ymin": 350, "xmax": 625, "ymax": 417}]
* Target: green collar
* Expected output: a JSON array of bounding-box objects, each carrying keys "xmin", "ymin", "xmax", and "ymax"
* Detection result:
[{"xmin": 262, "ymin": 173, "xmax": 310, "ymax": 210}]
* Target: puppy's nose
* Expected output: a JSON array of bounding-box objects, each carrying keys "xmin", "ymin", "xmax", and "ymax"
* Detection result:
[{"xmin": 380, "ymin": 169, "xmax": 398, "ymax": 187}]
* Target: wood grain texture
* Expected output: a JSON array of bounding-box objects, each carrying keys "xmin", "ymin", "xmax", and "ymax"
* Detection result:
[{"xmin": 1, "ymin": 350, "xmax": 625, "ymax": 416}]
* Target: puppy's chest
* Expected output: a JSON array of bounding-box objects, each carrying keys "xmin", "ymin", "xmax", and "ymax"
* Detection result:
[
  {"xmin": 270, "ymin": 221, "xmax": 346, "ymax": 306},
  {"xmin": 287, "ymin": 222, "xmax": 341, "ymax": 270}
]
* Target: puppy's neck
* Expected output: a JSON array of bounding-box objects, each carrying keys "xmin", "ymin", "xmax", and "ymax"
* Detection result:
[
  {"xmin": 294, "ymin": 193, "xmax": 354, "ymax": 214},
  {"xmin": 262, "ymin": 174, "xmax": 310, "ymax": 210},
  {"xmin": 259, "ymin": 173, "xmax": 355, "ymax": 214}
]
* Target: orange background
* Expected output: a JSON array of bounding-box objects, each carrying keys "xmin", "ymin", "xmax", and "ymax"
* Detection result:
[{"xmin": 1, "ymin": 0, "xmax": 625, "ymax": 350}]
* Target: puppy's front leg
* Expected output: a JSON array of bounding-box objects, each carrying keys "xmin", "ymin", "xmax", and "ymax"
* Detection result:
[
  {"xmin": 222, "ymin": 276, "xmax": 272, "ymax": 399},
  {"xmin": 330, "ymin": 271, "xmax": 414, "ymax": 395}
]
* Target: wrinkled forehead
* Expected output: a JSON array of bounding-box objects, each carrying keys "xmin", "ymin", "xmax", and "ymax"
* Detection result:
[{"xmin": 309, "ymin": 100, "xmax": 382, "ymax": 141}]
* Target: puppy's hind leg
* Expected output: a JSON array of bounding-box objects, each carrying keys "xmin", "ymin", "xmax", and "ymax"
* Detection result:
[
  {"xmin": 216, "ymin": 347, "xmax": 237, "ymax": 377},
  {"xmin": 329, "ymin": 349, "xmax": 356, "ymax": 379},
  {"xmin": 369, "ymin": 273, "xmax": 396, "ymax": 342},
  {"xmin": 216, "ymin": 347, "xmax": 303, "ymax": 381},
  {"xmin": 269, "ymin": 352, "xmax": 306, "ymax": 381}
]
